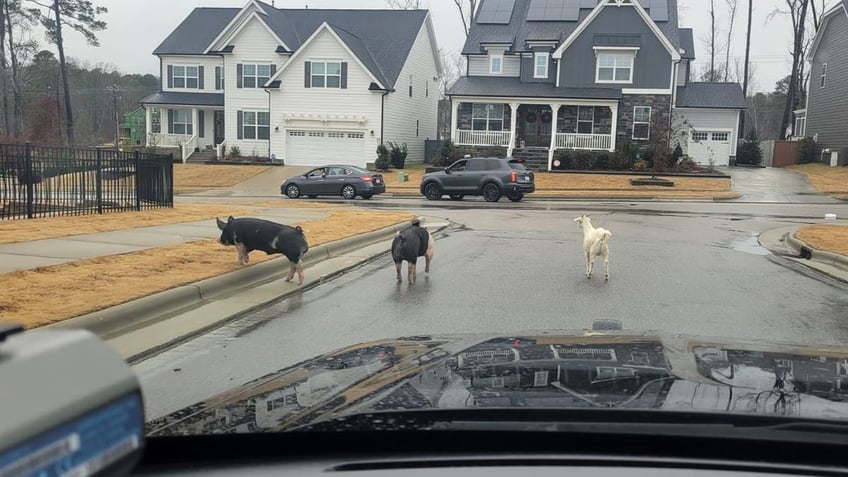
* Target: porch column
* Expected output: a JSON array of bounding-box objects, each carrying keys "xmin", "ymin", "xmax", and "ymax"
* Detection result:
[
  {"xmin": 450, "ymin": 99, "xmax": 459, "ymax": 143},
  {"xmin": 191, "ymin": 107, "xmax": 199, "ymax": 137},
  {"xmin": 507, "ymin": 102, "xmax": 519, "ymax": 157},
  {"xmin": 609, "ymin": 103, "xmax": 619, "ymax": 152},
  {"xmin": 547, "ymin": 104, "xmax": 561, "ymax": 171},
  {"xmin": 145, "ymin": 106, "xmax": 152, "ymax": 146}
]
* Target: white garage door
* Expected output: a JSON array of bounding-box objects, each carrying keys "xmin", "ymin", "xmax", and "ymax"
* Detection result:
[
  {"xmin": 285, "ymin": 130, "xmax": 365, "ymax": 167},
  {"xmin": 687, "ymin": 130, "xmax": 731, "ymax": 166}
]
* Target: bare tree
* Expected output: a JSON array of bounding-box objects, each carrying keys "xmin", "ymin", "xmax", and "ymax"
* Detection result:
[
  {"xmin": 452, "ymin": 0, "xmax": 478, "ymax": 37},
  {"xmin": 776, "ymin": 0, "xmax": 810, "ymax": 139},
  {"xmin": 723, "ymin": 0, "xmax": 738, "ymax": 81},
  {"xmin": 384, "ymin": 0, "xmax": 427, "ymax": 9},
  {"xmin": 709, "ymin": 0, "xmax": 716, "ymax": 81}
]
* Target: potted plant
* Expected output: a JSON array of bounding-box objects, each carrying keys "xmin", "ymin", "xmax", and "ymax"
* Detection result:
[{"xmin": 375, "ymin": 144, "xmax": 390, "ymax": 171}]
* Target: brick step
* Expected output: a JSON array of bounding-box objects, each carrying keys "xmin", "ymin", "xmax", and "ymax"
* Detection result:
[{"xmin": 186, "ymin": 150, "xmax": 217, "ymax": 163}]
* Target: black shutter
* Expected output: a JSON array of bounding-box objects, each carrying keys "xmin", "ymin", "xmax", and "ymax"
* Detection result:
[
  {"xmin": 215, "ymin": 66, "xmax": 222, "ymax": 90},
  {"xmin": 304, "ymin": 61, "xmax": 311, "ymax": 88},
  {"xmin": 198, "ymin": 66, "xmax": 204, "ymax": 89},
  {"xmin": 167, "ymin": 109, "xmax": 174, "ymax": 134},
  {"xmin": 270, "ymin": 64, "xmax": 277, "ymax": 77},
  {"xmin": 237, "ymin": 111, "xmax": 243, "ymax": 139},
  {"xmin": 167, "ymin": 65, "xmax": 173, "ymax": 88},
  {"xmin": 236, "ymin": 64, "xmax": 243, "ymax": 88},
  {"xmin": 340, "ymin": 62, "xmax": 348, "ymax": 89},
  {"xmin": 198, "ymin": 110, "xmax": 205, "ymax": 138}
]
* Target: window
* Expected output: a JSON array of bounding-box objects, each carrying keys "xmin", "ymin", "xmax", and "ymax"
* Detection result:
[
  {"xmin": 633, "ymin": 106, "xmax": 651, "ymax": 140},
  {"xmin": 310, "ymin": 61, "xmax": 341, "ymax": 88},
  {"xmin": 691, "ymin": 131, "xmax": 709, "ymax": 142},
  {"xmin": 595, "ymin": 367, "xmax": 637, "ymax": 381},
  {"xmin": 242, "ymin": 111, "xmax": 270, "ymax": 140},
  {"xmin": 215, "ymin": 66, "xmax": 224, "ymax": 90},
  {"xmin": 289, "ymin": 130, "xmax": 305, "ymax": 137},
  {"xmin": 490, "ymin": 55, "xmax": 503, "ymax": 74},
  {"xmin": 577, "ymin": 106, "xmax": 594, "ymax": 134},
  {"xmin": 794, "ymin": 116, "xmax": 806, "ymax": 137},
  {"xmin": 416, "ymin": 119, "xmax": 420, "ymax": 137},
  {"xmin": 172, "ymin": 109, "xmax": 192, "ymax": 135},
  {"xmin": 534, "ymin": 53, "xmax": 549, "ymax": 78},
  {"xmin": 711, "ymin": 132, "xmax": 729, "ymax": 142},
  {"xmin": 347, "ymin": 132, "xmax": 364, "ymax": 139},
  {"xmin": 173, "ymin": 65, "xmax": 199, "ymax": 89},
  {"xmin": 308, "ymin": 131, "xmax": 324, "ymax": 138},
  {"xmin": 821, "ymin": 63, "xmax": 827, "ymax": 88},
  {"xmin": 471, "ymin": 103, "xmax": 504, "ymax": 131},
  {"xmin": 327, "ymin": 132, "xmax": 345, "ymax": 138},
  {"xmin": 242, "ymin": 64, "xmax": 272, "ymax": 88},
  {"xmin": 596, "ymin": 53, "xmax": 634, "ymax": 83}
]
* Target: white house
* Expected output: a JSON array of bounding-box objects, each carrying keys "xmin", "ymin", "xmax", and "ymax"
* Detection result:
[{"xmin": 142, "ymin": 0, "xmax": 442, "ymax": 167}]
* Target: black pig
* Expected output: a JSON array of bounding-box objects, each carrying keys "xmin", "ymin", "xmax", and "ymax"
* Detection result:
[
  {"xmin": 391, "ymin": 218, "xmax": 434, "ymax": 284},
  {"xmin": 216, "ymin": 216, "xmax": 309, "ymax": 285}
]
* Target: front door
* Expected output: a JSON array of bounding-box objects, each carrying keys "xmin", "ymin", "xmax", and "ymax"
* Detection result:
[
  {"xmin": 214, "ymin": 110, "xmax": 225, "ymax": 145},
  {"xmin": 519, "ymin": 106, "xmax": 553, "ymax": 148}
]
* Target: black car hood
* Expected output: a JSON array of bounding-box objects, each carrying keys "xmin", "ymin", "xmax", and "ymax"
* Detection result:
[{"xmin": 146, "ymin": 332, "xmax": 848, "ymax": 435}]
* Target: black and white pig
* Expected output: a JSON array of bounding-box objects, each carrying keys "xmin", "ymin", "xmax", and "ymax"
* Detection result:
[
  {"xmin": 391, "ymin": 218, "xmax": 434, "ymax": 284},
  {"xmin": 216, "ymin": 216, "xmax": 309, "ymax": 285}
]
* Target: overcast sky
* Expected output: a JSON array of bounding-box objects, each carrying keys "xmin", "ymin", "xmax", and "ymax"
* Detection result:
[{"xmin": 56, "ymin": 0, "xmax": 827, "ymax": 94}]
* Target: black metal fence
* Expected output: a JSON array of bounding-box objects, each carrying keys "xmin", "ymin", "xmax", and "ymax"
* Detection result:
[{"xmin": 0, "ymin": 143, "xmax": 174, "ymax": 220}]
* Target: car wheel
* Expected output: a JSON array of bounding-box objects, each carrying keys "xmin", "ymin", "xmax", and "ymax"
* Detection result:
[
  {"xmin": 423, "ymin": 182, "xmax": 442, "ymax": 201},
  {"xmin": 361, "ymin": 193, "xmax": 373, "ymax": 200},
  {"xmin": 482, "ymin": 183, "xmax": 501, "ymax": 202},
  {"xmin": 285, "ymin": 184, "xmax": 301, "ymax": 199},
  {"xmin": 449, "ymin": 194, "xmax": 464, "ymax": 201},
  {"xmin": 508, "ymin": 192, "xmax": 524, "ymax": 202},
  {"xmin": 341, "ymin": 184, "xmax": 357, "ymax": 200},
  {"xmin": 306, "ymin": 195, "xmax": 318, "ymax": 199}
]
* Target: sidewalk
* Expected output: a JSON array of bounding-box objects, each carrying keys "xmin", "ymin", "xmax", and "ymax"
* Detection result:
[{"xmin": 759, "ymin": 225, "xmax": 848, "ymax": 283}]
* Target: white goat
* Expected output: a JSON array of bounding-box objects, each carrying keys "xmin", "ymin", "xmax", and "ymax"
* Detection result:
[{"xmin": 574, "ymin": 215, "xmax": 612, "ymax": 281}]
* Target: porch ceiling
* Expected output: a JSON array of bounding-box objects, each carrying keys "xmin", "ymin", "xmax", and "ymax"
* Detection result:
[
  {"xmin": 140, "ymin": 91, "xmax": 225, "ymax": 108},
  {"xmin": 448, "ymin": 76, "xmax": 622, "ymax": 101}
]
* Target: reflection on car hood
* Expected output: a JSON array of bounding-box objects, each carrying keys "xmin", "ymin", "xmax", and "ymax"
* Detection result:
[{"xmin": 146, "ymin": 332, "xmax": 848, "ymax": 435}]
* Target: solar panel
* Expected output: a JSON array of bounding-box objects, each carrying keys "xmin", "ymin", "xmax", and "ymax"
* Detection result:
[
  {"xmin": 579, "ymin": 0, "xmax": 597, "ymax": 7},
  {"xmin": 649, "ymin": 0, "xmax": 669, "ymax": 21},
  {"xmin": 526, "ymin": 0, "xmax": 580, "ymax": 21},
  {"xmin": 476, "ymin": 0, "xmax": 516, "ymax": 24}
]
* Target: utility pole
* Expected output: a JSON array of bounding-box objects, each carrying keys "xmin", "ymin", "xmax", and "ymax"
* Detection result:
[{"xmin": 107, "ymin": 84, "xmax": 122, "ymax": 152}]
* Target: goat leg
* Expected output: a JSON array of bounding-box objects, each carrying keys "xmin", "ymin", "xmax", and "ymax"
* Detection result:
[{"xmin": 604, "ymin": 255, "xmax": 610, "ymax": 281}]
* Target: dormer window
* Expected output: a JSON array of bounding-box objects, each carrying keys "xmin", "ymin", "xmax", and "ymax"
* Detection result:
[
  {"xmin": 534, "ymin": 52, "xmax": 549, "ymax": 78},
  {"xmin": 595, "ymin": 50, "xmax": 636, "ymax": 84},
  {"xmin": 490, "ymin": 54, "xmax": 503, "ymax": 74}
]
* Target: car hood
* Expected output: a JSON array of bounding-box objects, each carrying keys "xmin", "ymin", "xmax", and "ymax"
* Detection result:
[{"xmin": 145, "ymin": 332, "xmax": 848, "ymax": 435}]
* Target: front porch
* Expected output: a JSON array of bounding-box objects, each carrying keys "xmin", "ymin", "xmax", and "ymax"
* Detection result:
[{"xmin": 450, "ymin": 100, "xmax": 618, "ymax": 170}]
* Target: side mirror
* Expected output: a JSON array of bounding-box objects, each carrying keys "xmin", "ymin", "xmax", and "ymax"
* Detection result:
[{"xmin": 444, "ymin": 168, "xmax": 452, "ymax": 174}]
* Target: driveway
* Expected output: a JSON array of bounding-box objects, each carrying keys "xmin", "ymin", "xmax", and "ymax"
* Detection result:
[
  {"xmin": 180, "ymin": 165, "xmax": 311, "ymax": 197},
  {"xmin": 724, "ymin": 166, "xmax": 842, "ymax": 203}
]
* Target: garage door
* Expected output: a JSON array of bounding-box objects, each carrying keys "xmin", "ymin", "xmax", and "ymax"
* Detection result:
[
  {"xmin": 285, "ymin": 130, "xmax": 365, "ymax": 167},
  {"xmin": 687, "ymin": 130, "xmax": 731, "ymax": 166}
]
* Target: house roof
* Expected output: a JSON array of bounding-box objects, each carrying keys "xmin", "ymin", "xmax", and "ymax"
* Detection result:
[
  {"xmin": 463, "ymin": 0, "xmax": 680, "ymax": 55},
  {"xmin": 156, "ymin": 3, "xmax": 429, "ymax": 89},
  {"xmin": 807, "ymin": 1, "xmax": 848, "ymax": 60},
  {"xmin": 153, "ymin": 8, "xmax": 240, "ymax": 55},
  {"xmin": 675, "ymin": 82, "xmax": 746, "ymax": 109},
  {"xmin": 140, "ymin": 92, "xmax": 225, "ymax": 107},
  {"xmin": 678, "ymin": 28, "xmax": 694, "ymax": 59},
  {"xmin": 448, "ymin": 76, "xmax": 621, "ymax": 100}
]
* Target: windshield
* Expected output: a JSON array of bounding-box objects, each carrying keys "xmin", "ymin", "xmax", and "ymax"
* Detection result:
[{"xmin": 2, "ymin": 0, "xmax": 848, "ymax": 441}]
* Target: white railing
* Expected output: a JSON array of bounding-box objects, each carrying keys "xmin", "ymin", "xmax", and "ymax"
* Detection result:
[
  {"xmin": 216, "ymin": 140, "xmax": 227, "ymax": 160},
  {"xmin": 454, "ymin": 129, "xmax": 511, "ymax": 147},
  {"xmin": 555, "ymin": 133, "xmax": 612, "ymax": 151},
  {"xmin": 181, "ymin": 135, "xmax": 198, "ymax": 163},
  {"xmin": 148, "ymin": 132, "xmax": 192, "ymax": 147}
]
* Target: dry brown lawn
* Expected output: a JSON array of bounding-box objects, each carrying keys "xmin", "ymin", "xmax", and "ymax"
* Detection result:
[
  {"xmin": 796, "ymin": 225, "xmax": 848, "ymax": 257},
  {"xmin": 174, "ymin": 164, "xmax": 270, "ymax": 188},
  {"xmin": 0, "ymin": 208, "xmax": 414, "ymax": 328},
  {"xmin": 788, "ymin": 164, "xmax": 848, "ymax": 196}
]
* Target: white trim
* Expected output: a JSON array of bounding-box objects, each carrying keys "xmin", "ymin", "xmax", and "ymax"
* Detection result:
[
  {"xmin": 622, "ymin": 88, "xmax": 672, "ymax": 95},
  {"xmin": 424, "ymin": 14, "xmax": 444, "ymax": 78},
  {"xmin": 632, "ymin": 105, "xmax": 651, "ymax": 140},
  {"xmin": 553, "ymin": 0, "xmax": 681, "ymax": 61},
  {"xmin": 591, "ymin": 46, "xmax": 640, "ymax": 52},
  {"xmin": 534, "ymin": 52, "xmax": 549, "ymax": 78},
  {"xmin": 490, "ymin": 53, "xmax": 504, "ymax": 74},
  {"xmin": 265, "ymin": 22, "xmax": 386, "ymax": 89},
  {"xmin": 526, "ymin": 40, "xmax": 558, "ymax": 48},
  {"xmin": 205, "ymin": 3, "xmax": 288, "ymax": 54},
  {"xmin": 451, "ymin": 96, "xmax": 620, "ymax": 108},
  {"xmin": 595, "ymin": 51, "xmax": 634, "ymax": 84},
  {"xmin": 555, "ymin": 58, "xmax": 561, "ymax": 87}
]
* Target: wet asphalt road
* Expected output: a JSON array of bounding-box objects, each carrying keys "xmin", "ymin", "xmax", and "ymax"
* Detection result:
[{"xmin": 134, "ymin": 201, "xmax": 848, "ymax": 419}]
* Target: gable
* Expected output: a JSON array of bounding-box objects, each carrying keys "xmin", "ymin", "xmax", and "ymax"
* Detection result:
[
  {"xmin": 228, "ymin": 15, "xmax": 283, "ymax": 57},
  {"xmin": 808, "ymin": 3, "xmax": 848, "ymax": 61},
  {"xmin": 275, "ymin": 27, "xmax": 378, "ymax": 89}
]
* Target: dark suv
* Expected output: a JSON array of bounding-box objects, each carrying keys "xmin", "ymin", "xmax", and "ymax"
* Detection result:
[{"xmin": 420, "ymin": 157, "xmax": 535, "ymax": 202}]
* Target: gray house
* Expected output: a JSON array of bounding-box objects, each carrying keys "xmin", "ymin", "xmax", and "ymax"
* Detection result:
[
  {"xmin": 797, "ymin": 0, "xmax": 848, "ymax": 166},
  {"xmin": 447, "ymin": 0, "xmax": 746, "ymax": 170}
]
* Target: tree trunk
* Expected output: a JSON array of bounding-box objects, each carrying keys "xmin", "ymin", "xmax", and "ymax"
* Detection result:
[
  {"xmin": 5, "ymin": 3, "xmax": 21, "ymax": 137},
  {"xmin": 780, "ymin": 0, "xmax": 810, "ymax": 140},
  {"xmin": 741, "ymin": 0, "xmax": 753, "ymax": 137},
  {"xmin": 0, "ymin": 0, "xmax": 9, "ymax": 136},
  {"xmin": 710, "ymin": 0, "xmax": 716, "ymax": 81},
  {"xmin": 53, "ymin": 0, "xmax": 74, "ymax": 144}
]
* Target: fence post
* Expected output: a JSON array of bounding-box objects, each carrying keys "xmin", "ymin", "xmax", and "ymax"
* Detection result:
[
  {"xmin": 24, "ymin": 142, "xmax": 33, "ymax": 219},
  {"xmin": 168, "ymin": 153, "xmax": 175, "ymax": 206},
  {"xmin": 95, "ymin": 148, "xmax": 103, "ymax": 214},
  {"xmin": 134, "ymin": 150, "xmax": 141, "ymax": 211}
]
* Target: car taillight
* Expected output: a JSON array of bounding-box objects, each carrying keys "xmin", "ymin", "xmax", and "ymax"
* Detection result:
[
  {"xmin": 361, "ymin": 175, "xmax": 373, "ymax": 182},
  {"xmin": 510, "ymin": 171, "xmax": 517, "ymax": 182}
]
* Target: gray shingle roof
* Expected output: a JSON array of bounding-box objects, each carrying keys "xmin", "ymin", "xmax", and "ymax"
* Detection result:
[
  {"xmin": 676, "ymin": 82, "xmax": 746, "ymax": 109},
  {"xmin": 140, "ymin": 92, "xmax": 225, "ymax": 107},
  {"xmin": 153, "ymin": 8, "xmax": 239, "ymax": 55},
  {"xmin": 678, "ymin": 28, "xmax": 694, "ymax": 59},
  {"xmin": 155, "ymin": 3, "xmax": 429, "ymax": 89},
  {"xmin": 448, "ymin": 76, "xmax": 622, "ymax": 99},
  {"xmin": 463, "ymin": 0, "xmax": 680, "ymax": 54}
]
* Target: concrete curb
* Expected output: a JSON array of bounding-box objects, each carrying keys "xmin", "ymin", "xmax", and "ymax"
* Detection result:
[
  {"xmin": 46, "ymin": 220, "xmax": 422, "ymax": 339},
  {"xmin": 384, "ymin": 191, "xmax": 742, "ymax": 201},
  {"xmin": 784, "ymin": 228, "xmax": 848, "ymax": 273}
]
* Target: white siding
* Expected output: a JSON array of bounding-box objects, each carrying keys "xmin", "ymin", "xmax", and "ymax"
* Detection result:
[
  {"xmin": 673, "ymin": 108, "xmax": 740, "ymax": 158},
  {"xmin": 382, "ymin": 20, "xmax": 440, "ymax": 163},
  {"xmin": 160, "ymin": 55, "xmax": 223, "ymax": 92},
  {"xmin": 467, "ymin": 55, "xmax": 520, "ymax": 77},
  {"xmin": 225, "ymin": 16, "xmax": 287, "ymax": 156},
  {"xmin": 269, "ymin": 28, "xmax": 382, "ymax": 166}
]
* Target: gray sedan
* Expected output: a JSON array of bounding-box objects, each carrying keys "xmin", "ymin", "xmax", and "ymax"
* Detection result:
[{"xmin": 281, "ymin": 165, "xmax": 386, "ymax": 200}]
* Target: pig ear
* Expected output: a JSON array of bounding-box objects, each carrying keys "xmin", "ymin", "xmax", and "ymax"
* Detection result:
[
  {"xmin": 227, "ymin": 216, "xmax": 235, "ymax": 224},
  {"xmin": 216, "ymin": 217, "xmax": 227, "ymax": 230}
]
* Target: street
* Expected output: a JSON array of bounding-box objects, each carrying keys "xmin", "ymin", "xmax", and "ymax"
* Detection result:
[{"xmin": 134, "ymin": 199, "xmax": 848, "ymax": 420}]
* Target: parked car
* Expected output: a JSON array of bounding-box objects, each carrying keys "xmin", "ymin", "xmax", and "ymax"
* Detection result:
[
  {"xmin": 281, "ymin": 165, "xmax": 386, "ymax": 200},
  {"xmin": 419, "ymin": 157, "xmax": 535, "ymax": 202}
]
